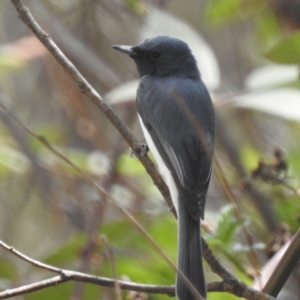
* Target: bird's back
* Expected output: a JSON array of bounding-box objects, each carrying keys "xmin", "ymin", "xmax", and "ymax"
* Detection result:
[{"xmin": 137, "ymin": 75, "xmax": 214, "ymax": 220}]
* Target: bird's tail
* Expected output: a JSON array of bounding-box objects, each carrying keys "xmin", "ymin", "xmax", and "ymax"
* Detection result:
[{"xmin": 176, "ymin": 197, "xmax": 206, "ymax": 300}]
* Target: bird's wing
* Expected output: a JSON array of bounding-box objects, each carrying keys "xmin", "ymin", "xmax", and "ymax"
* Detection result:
[{"xmin": 137, "ymin": 76, "xmax": 214, "ymax": 220}]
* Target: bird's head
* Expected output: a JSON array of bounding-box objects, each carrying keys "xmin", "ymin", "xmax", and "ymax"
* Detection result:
[{"xmin": 113, "ymin": 36, "xmax": 200, "ymax": 79}]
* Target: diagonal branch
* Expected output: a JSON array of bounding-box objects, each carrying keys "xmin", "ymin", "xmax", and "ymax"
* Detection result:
[
  {"xmin": 9, "ymin": 0, "xmax": 175, "ymax": 216},
  {"xmin": 207, "ymin": 281, "xmax": 275, "ymax": 300},
  {"xmin": 0, "ymin": 240, "xmax": 61, "ymax": 273},
  {"xmin": 262, "ymin": 228, "xmax": 300, "ymax": 297},
  {"xmin": 201, "ymin": 239, "xmax": 237, "ymax": 281}
]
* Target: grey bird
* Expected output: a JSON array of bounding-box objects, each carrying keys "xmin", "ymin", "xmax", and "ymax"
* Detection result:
[{"xmin": 113, "ymin": 35, "xmax": 215, "ymax": 300}]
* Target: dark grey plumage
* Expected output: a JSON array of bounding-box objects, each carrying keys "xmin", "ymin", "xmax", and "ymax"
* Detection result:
[{"xmin": 113, "ymin": 35, "xmax": 215, "ymax": 300}]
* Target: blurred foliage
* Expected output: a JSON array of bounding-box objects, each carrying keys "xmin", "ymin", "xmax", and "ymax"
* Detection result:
[
  {"xmin": 254, "ymin": 11, "xmax": 283, "ymax": 51},
  {"xmin": 239, "ymin": 144, "xmax": 262, "ymax": 170},
  {"xmin": 0, "ymin": 258, "xmax": 17, "ymax": 280},
  {"xmin": 205, "ymin": 204, "xmax": 262, "ymax": 278},
  {"xmin": 205, "ymin": 0, "xmax": 264, "ymax": 27},
  {"xmin": 31, "ymin": 215, "xmax": 177, "ymax": 300},
  {"xmin": 265, "ymin": 31, "xmax": 300, "ymax": 64},
  {"xmin": 117, "ymin": 153, "xmax": 147, "ymax": 176},
  {"xmin": 0, "ymin": 53, "xmax": 26, "ymax": 72},
  {"xmin": 43, "ymin": 233, "xmax": 87, "ymax": 266},
  {"xmin": 125, "ymin": 0, "xmax": 146, "ymax": 15},
  {"xmin": 0, "ymin": 0, "xmax": 299, "ymax": 299},
  {"xmin": 273, "ymin": 194, "xmax": 300, "ymax": 233}
]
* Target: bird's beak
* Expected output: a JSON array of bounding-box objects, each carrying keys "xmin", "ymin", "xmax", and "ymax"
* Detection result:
[{"xmin": 112, "ymin": 45, "xmax": 136, "ymax": 56}]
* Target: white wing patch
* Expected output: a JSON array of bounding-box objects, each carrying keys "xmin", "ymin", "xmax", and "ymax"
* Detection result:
[{"xmin": 138, "ymin": 114, "xmax": 179, "ymax": 213}]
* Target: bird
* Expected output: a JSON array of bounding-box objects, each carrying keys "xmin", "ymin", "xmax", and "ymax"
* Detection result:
[{"xmin": 113, "ymin": 35, "xmax": 215, "ymax": 300}]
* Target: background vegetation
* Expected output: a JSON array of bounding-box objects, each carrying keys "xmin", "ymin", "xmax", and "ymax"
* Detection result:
[{"xmin": 0, "ymin": 0, "xmax": 300, "ymax": 299}]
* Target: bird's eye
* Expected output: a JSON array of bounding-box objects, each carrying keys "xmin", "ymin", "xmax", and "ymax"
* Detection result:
[{"xmin": 150, "ymin": 51, "xmax": 160, "ymax": 60}]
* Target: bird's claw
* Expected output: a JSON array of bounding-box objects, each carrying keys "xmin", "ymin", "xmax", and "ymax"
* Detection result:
[
  {"xmin": 168, "ymin": 205, "xmax": 174, "ymax": 211},
  {"xmin": 130, "ymin": 143, "xmax": 149, "ymax": 158}
]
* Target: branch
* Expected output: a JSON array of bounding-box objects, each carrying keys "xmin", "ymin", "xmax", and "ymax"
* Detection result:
[
  {"xmin": 0, "ymin": 273, "xmax": 175, "ymax": 299},
  {"xmin": 262, "ymin": 227, "xmax": 300, "ymax": 297},
  {"xmin": 0, "ymin": 240, "xmax": 275, "ymax": 300},
  {"xmin": 0, "ymin": 240, "xmax": 60, "ymax": 273},
  {"xmin": 0, "ymin": 240, "xmax": 174, "ymax": 299},
  {"xmin": 208, "ymin": 281, "xmax": 275, "ymax": 300},
  {"xmin": 201, "ymin": 239, "xmax": 237, "ymax": 281},
  {"xmin": 9, "ymin": 0, "xmax": 175, "ymax": 216}
]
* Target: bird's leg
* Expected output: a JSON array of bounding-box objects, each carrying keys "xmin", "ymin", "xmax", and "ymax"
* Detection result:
[{"xmin": 130, "ymin": 143, "xmax": 149, "ymax": 158}]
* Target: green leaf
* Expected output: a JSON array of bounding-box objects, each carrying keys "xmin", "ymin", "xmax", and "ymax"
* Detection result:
[
  {"xmin": 214, "ymin": 204, "xmax": 240, "ymax": 245},
  {"xmin": 0, "ymin": 145, "xmax": 29, "ymax": 177},
  {"xmin": 273, "ymin": 195, "xmax": 300, "ymax": 233},
  {"xmin": 43, "ymin": 233, "xmax": 86, "ymax": 266},
  {"xmin": 205, "ymin": 0, "xmax": 242, "ymax": 26},
  {"xmin": 206, "ymin": 239, "xmax": 247, "ymax": 275},
  {"xmin": 147, "ymin": 214, "xmax": 177, "ymax": 257},
  {"xmin": 29, "ymin": 124, "xmax": 65, "ymax": 151},
  {"xmin": 205, "ymin": 0, "xmax": 264, "ymax": 27},
  {"xmin": 265, "ymin": 31, "xmax": 300, "ymax": 64},
  {"xmin": 205, "ymin": 204, "xmax": 252, "ymax": 276},
  {"xmin": 288, "ymin": 147, "xmax": 300, "ymax": 177},
  {"xmin": 38, "ymin": 147, "xmax": 89, "ymax": 175},
  {"xmin": 101, "ymin": 215, "xmax": 176, "ymax": 285},
  {"xmin": 125, "ymin": 0, "xmax": 146, "ymax": 15},
  {"xmin": 239, "ymin": 145, "xmax": 261, "ymax": 171},
  {"xmin": 116, "ymin": 153, "xmax": 147, "ymax": 176},
  {"xmin": 0, "ymin": 53, "xmax": 27, "ymax": 73},
  {"xmin": 27, "ymin": 282, "xmax": 74, "ymax": 300},
  {"xmin": 208, "ymin": 292, "xmax": 241, "ymax": 300},
  {"xmin": 0, "ymin": 258, "xmax": 17, "ymax": 280},
  {"xmin": 254, "ymin": 12, "xmax": 283, "ymax": 51}
]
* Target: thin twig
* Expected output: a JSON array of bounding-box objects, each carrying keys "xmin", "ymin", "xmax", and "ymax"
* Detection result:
[
  {"xmin": 102, "ymin": 235, "xmax": 122, "ymax": 300},
  {"xmin": 208, "ymin": 280, "xmax": 275, "ymax": 300},
  {"xmin": 71, "ymin": 133, "xmax": 124, "ymax": 299},
  {"xmin": 0, "ymin": 240, "xmax": 61, "ymax": 274},
  {"xmin": 201, "ymin": 239, "xmax": 237, "ymax": 281}
]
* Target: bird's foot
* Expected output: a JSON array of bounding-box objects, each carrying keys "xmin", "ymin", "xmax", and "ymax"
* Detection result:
[
  {"xmin": 130, "ymin": 143, "xmax": 149, "ymax": 158},
  {"xmin": 168, "ymin": 205, "xmax": 174, "ymax": 211}
]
